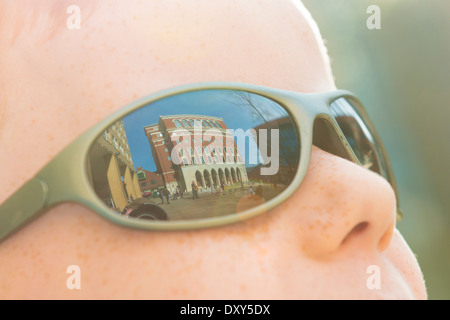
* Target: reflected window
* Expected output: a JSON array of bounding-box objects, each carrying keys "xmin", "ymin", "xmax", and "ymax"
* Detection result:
[
  {"xmin": 173, "ymin": 120, "xmax": 182, "ymax": 128},
  {"xmin": 181, "ymin": 119, "xmax": 190, "ymax": 127}
]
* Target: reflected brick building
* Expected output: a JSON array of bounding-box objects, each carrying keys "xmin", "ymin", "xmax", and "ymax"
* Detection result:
[
  {"xmin": 136, "ymin": 166, "xmax": 165, "ymax": 197},
  {"xmin": 144, "ymin": 115, "xmax": 248, "ymax": 193}
]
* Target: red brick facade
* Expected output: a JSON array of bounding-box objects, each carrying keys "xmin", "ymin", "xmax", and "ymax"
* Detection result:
[
  {"xmin": 144, "ymin": 115, "xmax": 244, "ymax": 192},
  {"xmin": 135, "ymin": 166, "xmax": 165, "ymax": 196}
]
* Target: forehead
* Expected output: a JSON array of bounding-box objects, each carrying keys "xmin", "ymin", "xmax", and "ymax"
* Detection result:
[
  {"xmin": 4, "ymin": 0, "xmax": 326, "ymax": 60},
  {"xmin": 5, "ymin": 1, "xmax": 332, "ymax": 88},
  {"xmin": 0, "ymin": 1, "xmax": 335, "ymax": 148}
]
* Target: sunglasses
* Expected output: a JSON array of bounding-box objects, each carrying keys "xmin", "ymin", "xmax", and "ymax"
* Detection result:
[{"xmin": 0, "ymin": 82, "xmax": 402, "ymax": 241}]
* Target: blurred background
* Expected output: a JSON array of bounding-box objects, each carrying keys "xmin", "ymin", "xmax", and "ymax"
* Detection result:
[{"xmin": 303, "ymin": 0, "xmax": 449, "ymax": 299}]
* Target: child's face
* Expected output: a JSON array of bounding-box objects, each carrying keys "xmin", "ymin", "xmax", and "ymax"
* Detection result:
[{"xmin": 0, "ymin": 0, "xmax": 426, "ymax": 299}]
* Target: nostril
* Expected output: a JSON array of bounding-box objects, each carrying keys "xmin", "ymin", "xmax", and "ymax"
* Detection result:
[{"xmin": 341, "ymin": 221, "xmax": 369, "ymax": 246}]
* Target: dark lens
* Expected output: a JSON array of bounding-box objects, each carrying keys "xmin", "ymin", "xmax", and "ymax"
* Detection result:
[
  {"xmin": 329, "ymin": 98, "xmax": 391, "ymax": 179},
  {"xmin": 87, "ymin": 90, "xmax": 300, "ymax": 222}
]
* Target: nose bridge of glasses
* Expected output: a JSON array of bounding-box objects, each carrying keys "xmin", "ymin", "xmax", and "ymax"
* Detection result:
[
  {"xmin": 272, "ymin": 92, "xmax": 327, "ymax": 137},
  {"xmin": 283, "ymin": 92, "xmax": 329, "ymax": 116},
  {"xmin": 311, "ymin": 113, "xmax": 361, "ymax": 165},
  {"xmin": 320, "ymin": 89, "xmax": 356, "ymax": 106}
]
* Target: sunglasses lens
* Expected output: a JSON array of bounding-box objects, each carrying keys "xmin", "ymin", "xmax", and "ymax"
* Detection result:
[
  {"xmin": 87, "ymin": 90, "xmax": 300, "ymax": 222},
  {"xmin": 329, "ymin": 98, "xmax": 392, "ymax": 180}
]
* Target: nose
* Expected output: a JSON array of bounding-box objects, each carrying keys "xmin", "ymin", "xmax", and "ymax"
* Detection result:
[{"xmin": 287, "ymin": 146, "xmax": 397, "ymax": 259}]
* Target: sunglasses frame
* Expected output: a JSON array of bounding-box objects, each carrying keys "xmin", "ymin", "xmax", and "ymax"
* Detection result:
[{"xmin": 0, "ymin": 82, "xmax": 401, "ymax": 241}]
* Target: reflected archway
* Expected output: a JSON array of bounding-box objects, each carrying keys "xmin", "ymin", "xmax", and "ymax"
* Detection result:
[
  {"xmin": 203, "ymin": 169, "xmax": 212, "ymax": 188},
  {"xmin": 195, "ymin": 170, "xmax": 204, "ymax": 187},
  {"xmin": 230, "ymin": 168, "xmax": 236, "ymax": 184},
  {"xmin": 211, "ymin": 169, "xmax": 218, "ymax": 187},
  {"xmin": 225, "ymin": 168, "xmax": 231, "ymax": 185},
  {"xmin": 236, "ymin": 168, "xmax": 242, "ymax": 182},
  {"xmin": 218, "ymin": 168, "xmax": 225, "ymax": 186}
]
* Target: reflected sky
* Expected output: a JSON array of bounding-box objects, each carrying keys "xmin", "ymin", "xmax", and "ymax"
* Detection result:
[{"xmin": 122, "ymin": 90, "xmax": 290, "ymax": 172}]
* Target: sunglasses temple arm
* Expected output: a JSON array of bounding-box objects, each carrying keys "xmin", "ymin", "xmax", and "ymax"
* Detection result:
[{"xmin": 0, "ymin": 177, "xmax": 48, "ymax": 242}]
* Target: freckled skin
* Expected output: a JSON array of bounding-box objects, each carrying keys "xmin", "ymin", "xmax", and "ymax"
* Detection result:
[{"xmin": 0, "ymin": 0, "xmax": 426, "ymax": 299}]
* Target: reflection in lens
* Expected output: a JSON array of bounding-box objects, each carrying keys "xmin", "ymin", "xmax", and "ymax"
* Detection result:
[
  {"xmin": 330, "ymin": 98, "xmax": 389, "ymax": 178},
  {"xmin": 87, "ymin": 90, "xmax": 300, "ymax": 222}
]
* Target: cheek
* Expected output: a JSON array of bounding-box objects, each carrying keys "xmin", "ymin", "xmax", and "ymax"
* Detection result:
[
  {"xmin": 383, "ymin": 230, "xmax": 427, "ymax": 299},
  {"xmin": 0, "ymin": 202, "xmax": 282, "ymax": 299},
  {"xmin": 0, "ymin": 203, "xmax": 158, "ymax": 298}
]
